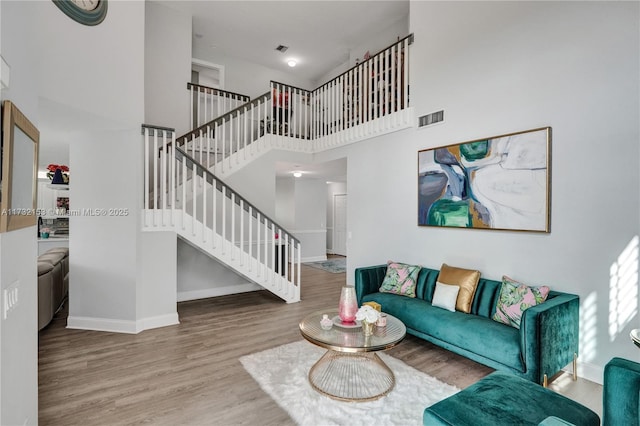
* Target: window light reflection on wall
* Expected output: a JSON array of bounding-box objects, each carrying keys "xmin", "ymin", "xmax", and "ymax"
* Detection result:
[{"xmin": 609, "ymin": 235, "xmax": 639, "ymax": 342}]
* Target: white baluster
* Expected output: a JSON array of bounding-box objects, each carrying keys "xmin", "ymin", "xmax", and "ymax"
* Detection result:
[
  {"xmin": 161, "ymin": 131, "xmax": 167, "ymax": 226},
  {"xmin": 212, "ymin": 175, "xmax": 217, "ymax": 249},
  {"xmin": 202, "ymin": 170, "xmax": 207, "ymax": 245},
  {"xmin": 235, "ymin": 110, "xmax": 240, "ymax": 164},
  {"xmin": 240, "ymin": 199, "xmax": 244, "ymax": 266},
  {"xmin": 247, "ymin": 205, "xmax": 252, "ymax": 271},
  {"xmin": 404, "ymin": 38, "xmax": 409, "ymax": 108},
  {"xmin": 152, "ymin": 130, "xmax": 158, "ymax": 224},
  {"xmin": 391, "ymin": 44, "xmax": 396, "ymax": 116},
  {"xmin": 170, "ymin": 132, "xmax": 176, "ymax": 226},
  {"xmin": 214, "ymin": 122, "xmax": 219, "ymax": 173},
  {"xmin": 144, "ymin": 128, "xmax": 149, "ymax": 214},
  {"xmin": 181, "ymin": 156, "xmax": 187, "ymax": 231},
  {"xmin": 203, "ymin": 87, "xmax": 208, "ymax": 125},
  {"xmin": 190, "ymin": 86, "xmax": 194, "ymax": 129},
  {"xmin": 191, "ymin": 160, "xmax": 197, "ymax": 236},
  {"xmin": 208, "ymin": 125, "xmax": 213, "ymax": 169},
  {"xmin": 222, "ymin": 186, "xmax": 226, "ymax": 254},
  {"xmin": 263, "ymin": 217, "xmax": 268, "ymax": 282},
  {"xmin": 256, "ymin": 211, "xmax": 261, "ymax": 277},
  {"xmin": 231, "ymin": 192, "xmax": 235, "ymax": 260}
]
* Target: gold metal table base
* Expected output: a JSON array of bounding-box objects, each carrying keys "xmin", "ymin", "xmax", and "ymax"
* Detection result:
[{"xmin": 308, "ymin": 350, "xmax": 395, "ymax": 402}]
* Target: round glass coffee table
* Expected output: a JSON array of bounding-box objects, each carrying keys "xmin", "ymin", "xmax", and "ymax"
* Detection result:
[{"xmin": 299, "ymin": 308, "xmax": 406, "ymax": 402}]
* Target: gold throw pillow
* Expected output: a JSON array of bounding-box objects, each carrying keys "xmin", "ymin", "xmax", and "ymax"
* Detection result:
[{"xmin": 438, "ymin": 263, "xmax": 481, "ymax": 313}]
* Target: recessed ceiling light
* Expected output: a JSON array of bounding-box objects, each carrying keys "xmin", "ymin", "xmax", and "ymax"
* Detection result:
[
  {"xmin": 287, "ymin": 59, "xmax": 297, "ymax": 67},
  {"xmin": 293, "ymin": 171, "xmax": 302, "ymax": 178}
]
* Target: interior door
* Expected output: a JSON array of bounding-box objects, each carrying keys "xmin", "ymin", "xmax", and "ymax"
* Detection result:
[{"xmin": 334, "ymin": 194, "xmax": 347, "ymax": 256}]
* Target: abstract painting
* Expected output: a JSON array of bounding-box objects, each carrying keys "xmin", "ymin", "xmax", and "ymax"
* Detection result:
[{"xmin": 418, "ymin": 127, "xmax": 551, "ymax": 232}]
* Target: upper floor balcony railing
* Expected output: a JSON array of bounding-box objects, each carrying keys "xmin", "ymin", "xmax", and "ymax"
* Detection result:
[
  {"xmin": 180, "ymin": 34, "xmax": 414, "ymax": 174},
  {"xmin": 188, "ymin": 83, "xmax": 250, "ymax": 129}
]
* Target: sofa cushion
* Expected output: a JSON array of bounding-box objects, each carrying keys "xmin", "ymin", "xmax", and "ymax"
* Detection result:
[
  {"xmin": 363, "ymin": 292, "xmax": 523, "ymax": 370},
  {"xmin": 493, "ymin": 276, "xmax": 550, "ymax": 329},
  {"xmin": 379, "ymin": 261, "xmax": 421, "ymax": 298},
  {"xmin": 438, "ymin": 263, "xmax": 480, "ymax": 313},
  {"xmin": 432, "ymin": 282, "xmax": 459, "ymax": 312}
]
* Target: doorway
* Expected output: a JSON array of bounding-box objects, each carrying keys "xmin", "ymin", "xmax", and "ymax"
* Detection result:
[{"xmin": 333, "ymin": 194, "xmax": 347, "ymax": 256}]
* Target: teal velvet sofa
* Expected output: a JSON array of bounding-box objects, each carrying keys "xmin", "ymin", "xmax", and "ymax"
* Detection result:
[
  {"xmin": 603, "ymin": 357, "xmax": 640, "ymax": 425},
  {"xmin": 355, "ymin": 264, "xmax": 580, "ymax": 385}
]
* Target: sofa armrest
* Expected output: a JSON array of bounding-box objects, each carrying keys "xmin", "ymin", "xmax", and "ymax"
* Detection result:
[
  {"xmin": 354, "ymin": 265, "xmax": 387, "ymax": 306},
  {"xmin": 520, "ymin": 293, "xmax": 580, "ymax": 384},
  {"xmin": 603, "ymin": 357, "xmax": 640, "ymax": 426}
]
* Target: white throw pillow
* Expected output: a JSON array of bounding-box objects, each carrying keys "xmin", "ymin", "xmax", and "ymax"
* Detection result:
[{"xmin": 432, "ymin": 281, "xmax": 460, "ymax": 312}]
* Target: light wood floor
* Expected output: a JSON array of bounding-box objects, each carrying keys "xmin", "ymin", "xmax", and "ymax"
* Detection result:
[{"xmin": 38, "ymin": 261, "xmax": 602, "ymax": 425}]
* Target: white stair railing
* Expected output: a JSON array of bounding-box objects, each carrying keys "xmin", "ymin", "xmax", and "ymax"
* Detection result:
[
  {"xmin": 310, "ymin": 34, "xmax": 413, "ymax": 150},
  {"xmin": 141, "ymin": 124, "xmax": 301, "ymax": 304},
  {"xmin": 175, "ymin": 34, "xmax": 414, "ymax": 178},
  {"xmin": 188, "ymin": 83, "xmax": 250, "ymax": 129}
]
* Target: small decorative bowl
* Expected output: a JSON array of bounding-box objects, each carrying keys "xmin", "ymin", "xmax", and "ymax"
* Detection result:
[
  {"xmin": 320, "ymin": 314, "xmax": 333, "ymax": 330},
  {"xmin": 41, "ymin": 232, "xmax": 50, "ymax": 239}
]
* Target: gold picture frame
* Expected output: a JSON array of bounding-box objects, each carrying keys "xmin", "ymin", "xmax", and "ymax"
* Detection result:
[
  {"xmin": 418, "ymin": 127, "xmax": 551, "ymax": 233},
  {"xmin": 1, "ymin": 100, "xmax": 39, "ymax": 232}
]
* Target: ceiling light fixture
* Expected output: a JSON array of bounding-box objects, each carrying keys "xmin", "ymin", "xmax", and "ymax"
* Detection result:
[
  {"xmin": 293, "ymin": 171, "xmax": 302, "ymax": 178},
  {"xmin": 287, "ymin": 59, "xmax": 297, "ymax": 67}
]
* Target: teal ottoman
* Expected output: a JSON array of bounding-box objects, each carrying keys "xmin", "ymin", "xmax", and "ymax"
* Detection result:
[{"xmin": 423, "ymin": 371, "xmax": 600, "ymax": 426}]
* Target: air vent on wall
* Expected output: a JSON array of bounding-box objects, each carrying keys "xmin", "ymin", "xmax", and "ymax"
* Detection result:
[
  {"xmin": 275, "ymin": 45, "xmax": 289, "ymax": 53},
  {"xmin": 418, "ymin": 110, "xmax": 444, "ymax": 127}
]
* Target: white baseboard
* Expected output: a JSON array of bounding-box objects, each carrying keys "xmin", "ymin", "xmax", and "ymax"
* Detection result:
[
  {"xmin": 177, "ymin": 283, "xmax": 262, "ymax": 302},
  {"xmin": 67, "ymin": 313, "xmax": 180, "ymax": 334},
  {"xmin": 302, "ymin": 255, "xmax": 327, "ymax": 263},
  {"xmin": 139, "ymin": 313, "xmax": 180, "ymax": 331},
  {"xmin": 67, "ymin": 315, "xmax": 141, "ymax": 334}
]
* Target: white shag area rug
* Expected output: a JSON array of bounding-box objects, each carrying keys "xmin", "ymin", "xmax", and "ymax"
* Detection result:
[{"xmin": 239, "ymin": 340, "xmax": 460, "ymax": 426}]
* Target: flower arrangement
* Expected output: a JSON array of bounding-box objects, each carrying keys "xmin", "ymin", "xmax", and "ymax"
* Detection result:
[
  {"xmin": 355, "ymin": 305, "xmax": 381, "ymax": 324},
  {"xmin": 47, "ymin": 164, "xmax": 70, "ymax": 183}
]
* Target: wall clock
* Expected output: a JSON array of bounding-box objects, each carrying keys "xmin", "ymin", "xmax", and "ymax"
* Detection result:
[{"xmin": 52, "ymin": 0, "xmax": 108, "ymax": 26}]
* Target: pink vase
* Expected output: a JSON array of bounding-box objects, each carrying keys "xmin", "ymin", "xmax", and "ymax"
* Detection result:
[{"xmin": 338, "ymin": 286, "xmax": 358, "ymax": 324}]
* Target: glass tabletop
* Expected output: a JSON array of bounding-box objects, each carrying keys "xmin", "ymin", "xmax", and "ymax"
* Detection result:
[{"xmin": 299, "ymin": 309, "xmax": 406, "ymax": 353}]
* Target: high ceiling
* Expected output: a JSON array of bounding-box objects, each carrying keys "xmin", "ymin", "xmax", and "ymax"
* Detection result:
[
  {"xmin": 39, "ymin": 1, "xmax": 409, "ymax": 179},
  {"xmin": 172, "ymin": 0, "xmax": 410, "ymax": 84}
]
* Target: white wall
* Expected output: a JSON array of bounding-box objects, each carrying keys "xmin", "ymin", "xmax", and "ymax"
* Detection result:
[
  {"xmin": 276, "ymin": 177, "xmax": 296, "ymax": 229},
  {"xmin": 192, "ymin": 46, "xmax": 315, "ymax": 98},
  {"xmin": 0, "ymin": 229, "xmax": 38, "ymax": 426},
  {"xmin": 315, "ymin": 1, "xmax": 640, "ymax": 383},
  {"xmin": 275, "ymin": 176, "xmax": 328, "ymax": 261},
  {"xmin": 176, "ymin": 239, "xmax": 258, "ymax": 302},
  {"xmin": 28, "ymin": 1, "xmax": 150, "ymax": 334},
  {"xmin": 314, "ymin": 15, "xmax": 409, "ymax": 86},
  {"xmin": 137, "ymin": 231, "xmax": 179, "ymax": 328},
  {"xmin": 145, "ymin": 1, "xmax": 191, "ymax": 136},
  {"xmin": 293, "ymin": 178, "xmax": 327, "ymax": 261},
  {"xmin": 0, "ymin": 1, "xmax": 42, "ymax": 424}
]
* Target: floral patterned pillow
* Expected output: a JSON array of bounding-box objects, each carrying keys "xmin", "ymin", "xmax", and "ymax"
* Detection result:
[
  {"xmin": 493, "ymin": 276, "xmax": 550, "ymax": 329},
  {"xmin": 379, "ymin": 261, "xmax": 421, "ymax": 298}
]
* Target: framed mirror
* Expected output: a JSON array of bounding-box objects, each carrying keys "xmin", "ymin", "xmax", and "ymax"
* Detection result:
[{"xmin": 1, "ymin": 100, "xmax": 39, "ymax": 233}]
